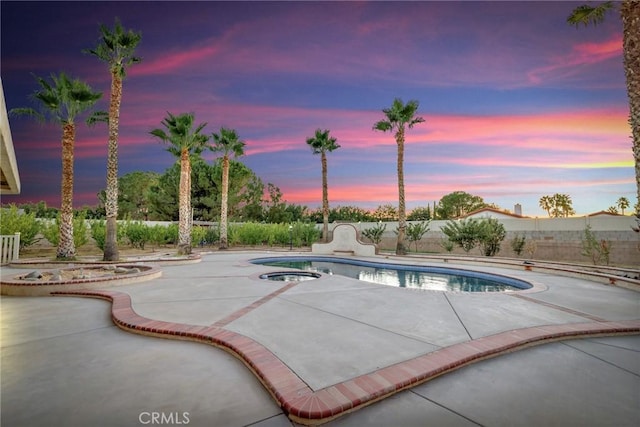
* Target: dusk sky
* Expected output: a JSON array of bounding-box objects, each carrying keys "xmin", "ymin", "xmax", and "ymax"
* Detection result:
[{"xmin": 1, "ymin": 0, "xmax": 634, "ymax": 217}]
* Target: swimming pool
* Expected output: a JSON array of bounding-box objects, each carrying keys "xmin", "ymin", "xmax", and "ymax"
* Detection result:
[{"xmin": 251, "ymin": 256, "xmax": 532, "ymax": 292}]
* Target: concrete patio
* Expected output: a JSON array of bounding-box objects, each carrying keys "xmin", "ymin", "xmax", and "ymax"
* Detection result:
[{"xmin": 1, "ymin": 251, "xmax": 639, "ymax": 426}]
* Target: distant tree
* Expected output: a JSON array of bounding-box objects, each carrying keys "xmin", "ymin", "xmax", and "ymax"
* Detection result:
[
  {"xmin": 408, "ymin": 206, "xmax": 431, "ymax": 221},
  {"xmin": 372, "ymin": 204, "xmax": 399, "ymax": 222},
  {"xmin": 263, "ymin": 183, "xmax": 307, "ymax": 223},
  {"xmin": 617, "ymin": 196, "xmax": 630, "ymax": 215},
  {"xmin": 85, "ymin": 18, "xmax": 142, "ymax": 262},
  {"xmin": 306, "ymin": 128, "xmax": 340, "ymax": 243},
  {"xmin": 150, "ymin": 112, "xmax": 209, "ymax": 255},
  {"xmin": 539, "ymin": 195, "xmax": 553, "ymax": 217},
  {"xmin": 552, "ymin": 193, "xmax": 575, "ymax": 217},
  {"xmin": 210, "ymin": 127, "xmax": 246, "ymax": 249},
  {"xmin": 98, "ymin": 171, "xmax": 159, "ymax": 220},
  {"xmin": 373, "ymin": 98, "xmax": 425, "ymax": 255},
  {"xmin": 10, "ymin": 72, "xmax": 103, "ymax": 259},
  {"xmin": 211, "ymin": 159, "xmax": 265, "ymax": 221},
  {"xmin": 436, "ymin": 191, "xmax": 486, "ymax": 219},
  {"xmin": 607, "ymin": 206, "xmax": 619, "ymax": 214},
  {"xmin": 539, "ymin": 193, "xmax": 575, "ymax": 218},
  {"xmin": 568, "ymin": 0, "xmax": 639, "ymax": 212}
]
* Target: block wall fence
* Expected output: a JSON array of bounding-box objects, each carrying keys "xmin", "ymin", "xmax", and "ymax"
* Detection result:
[{"xmin": 333, "ymin": 216, "xmax": 639, "ymax": 266}]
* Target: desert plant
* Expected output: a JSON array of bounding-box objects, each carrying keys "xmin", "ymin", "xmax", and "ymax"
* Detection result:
[
  {"xmin": 524, "ymin": 240, "xmax": 537, "ymax": 259},
  {"xmin": 511, "ymin": 234, "xmax": 526, "ymax": 256},
  {"xmin": 362, "ymin": 222, "xmax": 387, "ymax": 245},
  {"xmin": 191, "ymin": 225, "xmax": 208, "ymax": 247},
  {"xmin": 477, "ymin": 218, "xmax": 506, "ymax": 256},
  {"xmin": 405, "ymin": 221, "xmax": 431, "ymax": 252},
  {"xmin": 440, "ymin": 238, "xmax": 455, "ymax": 253},
  {"xmin": 90, "ymin": 220, "xmax": 106, "ymax": 251},
  {"xmin": 123, "ymin": 221, "xmax": 151, "ymax": 250},
  {"xmin": 582, "ymin": 225, "xmax": 611, "ymax": 265},
  {"xmin": 41, "ymin": 212, "xmax": 89, "ymax": 250},
  {"xmin": 441, "ymin": 218, "xmax": 481, "ymax": 253},
  {"xmin": 0, "ymin": 204, "xmax": 41, "ymax": 249}
]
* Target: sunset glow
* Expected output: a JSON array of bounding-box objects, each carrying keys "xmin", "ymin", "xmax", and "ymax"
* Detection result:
[{"xmin": 1, "ymin": 1, "xmax": 634, "ymax": 216}]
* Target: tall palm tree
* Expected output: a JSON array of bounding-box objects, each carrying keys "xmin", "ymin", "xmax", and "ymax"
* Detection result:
[
  {"xmin": 150, "ymin": 112, "xmax": 209, "ymax": 255},
  {"xmin": 539, "ymin": 195, "xmax": 553, "ymax": 217},
  {"xmin": 306, "ymin": 128, "xmax": 340, "ymax": 243},
  {"xmin": 210, "ymin": 127, "xmax": 245, "ymax": 249},
  {"xmin": 373, "ymin": 98, "xmax": 425, "ymax": 255},
  {"xmin": 10, "ymin": 72, "xmax": 103, "ymax": 259},
  {"xmin": 568, "ymin": 0, "xmax": 640, "ymax": 213},
  {"xmin": 617, "ymin": 196, "xmax": 630, "ymax": 215},
  {"xmin": 85, "ymin": 18, "xmax": 142, "ymax": 261}
]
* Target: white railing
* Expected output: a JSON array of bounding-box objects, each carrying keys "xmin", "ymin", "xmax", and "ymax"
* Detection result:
[{"xmin": 1, "ymin": 232, "xmax": 20, "ymax": 264}]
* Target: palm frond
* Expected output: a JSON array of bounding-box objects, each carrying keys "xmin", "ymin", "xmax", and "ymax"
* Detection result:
[
  {"xmin": 9, "ymin": 107, "xmax": 45, "ymax": 122},
  {"xmin": 567, "ymin": 1, "xmax": 615, "ymax": 27},
  {"xmin": 86, "ymin": 111, "xmax": 109, "ymax": 126}
]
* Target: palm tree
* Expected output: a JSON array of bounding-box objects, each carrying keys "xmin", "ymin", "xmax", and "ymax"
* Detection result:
[
  {"xmin": 210, "ymin": 127, "xmax": 245, "ymax": 249},
  {"xmin": 306, "ymin": 128, "xmax": 340, "ymax": 243},
  {"xmin": 617, "ymin": 196, "xmax": 630, "ymax": 215},
  {"xmin": 85, "ymin": 18, "xmax": 142, "ymax": 261},
  {"xmin": 10, "ymin": 73, "xmax": 103, "ymax": 259},
  {"xmin": 568, "ymin": 1, "xmax": 640, "ymax": 213},
  {"xmin": 373, "ymin": 98, "xmax": 425, "ymax": 255},
  {"xmin": 539, "ymin": 195, "xmax": 553, "ymax": 217},
  {"xmin": 150, "ymin": 112, "xmax": 209, "ymax": 255}
]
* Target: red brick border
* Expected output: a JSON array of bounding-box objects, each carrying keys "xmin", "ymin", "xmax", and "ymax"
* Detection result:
[{"xmin": 52, "ymin": 289, "xmax": 640, "ymax": 426}]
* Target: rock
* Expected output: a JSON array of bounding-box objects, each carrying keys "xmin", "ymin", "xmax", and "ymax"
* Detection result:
[
  {"xmin": 102, "ymin": 265, "xmax": 116, "ymax": 271},
  {"xmin": 128, "ymin": 268, "xmax": 141, "ymax": 274},
  {"xmin": 24, "ymin": 270, "xmax": 42, "ymax": 279},
  {"xmin": 50, "ymin": 273, "xmax": 62, "ymax": 281},
  {"xmin": 114, "ymin": 267, "xmax": 129, "ymax": 274}
]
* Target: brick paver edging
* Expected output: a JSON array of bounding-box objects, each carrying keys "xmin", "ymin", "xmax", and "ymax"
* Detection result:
[{"xmin": 52, "ymin": 290, "xmax": 640, "ymax": 426}]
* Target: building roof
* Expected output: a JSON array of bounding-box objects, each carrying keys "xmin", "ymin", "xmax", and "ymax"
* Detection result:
[{"xmin": 460, "ymin": 207, "xmax": 527, "ymax": 219}]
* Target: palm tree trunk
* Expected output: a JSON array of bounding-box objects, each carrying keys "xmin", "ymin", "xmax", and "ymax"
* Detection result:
[
  {"xmin": 321, "ymin": 151, "xmax": 329, "ymax": 243},
  {"xmin": 621, "ymin": 0, "xmax": 640, "ymax": 210},
  {"xmin": 220, "ymin": 155, "xmax": 230, "ymax": 249},
  {"xmin": 58, "ymin": 123, "xmax": 76, "ymax": 259},
  {"xmin": 178, "ymin": 149, "xmax": 192, "ymax": 255},
  {"xmin": 395, "ymin": 127, "xmax": 407, "ymax": 255},
  {"xmin": 103, "ymin": 70, "xmax": 122, "ymax": 261}
]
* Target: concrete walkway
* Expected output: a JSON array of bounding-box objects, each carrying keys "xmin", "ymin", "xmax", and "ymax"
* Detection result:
[{"xmin": 1, "ymin": 251, "xmax": 639, "ymax": 426}]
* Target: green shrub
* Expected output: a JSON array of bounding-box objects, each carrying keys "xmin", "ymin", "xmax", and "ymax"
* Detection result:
[
  {"xmin": 292, "ymin": 222, "xmax": 320, "ymax": 247},
  {"xmin": 0, "ymin": 204, "xmax": 41, "ymax": 249},
  {"xmin": 405, "ymin": 221, "xmax": 431, "ymax": 252},
  {"xmin": 441, "ymin": 218, "xmax": 481, "ymax": 253},
  {"xmin": 191, "ymin": 226, "xmax": 208, "ymax": 247},
  {"xmin": 442, "ymin": 217, "xmax": 505, "ymax": 256},
  {"xmin": 510, "ymin": 234, "xmax": 526, "ymax": 256},
  {"xmin": 164, "ymin": 223, "xmax": 179, "ymax": 245},
  {"xmin": 362, "ymin": 222, "xmax": 386, "ymax": 245},
  {"xmin": 581, "ymin": 225, "xmax": 611, "ymax": 265},
  {"xmin": 41, "ymin": 212, "xmax": 89, "ymax": 248},
  {"xmin": 149, "ymin": 225, "xmax": 172, "ymax": 249},
  {"xmin": 123, "ymin": 221, "xmax": 151, "ymax": 250},
  {"xmin": 90, "ymin": 220, "xmax": 106, "ymax": 251},
  {"xmin": 477, "ymin": 218, "xmax": 506, "ymax": 257}
]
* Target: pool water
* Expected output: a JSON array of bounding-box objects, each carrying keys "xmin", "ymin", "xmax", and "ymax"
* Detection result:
[{"xmin": 252, "ymin": 257, "xmax": 531, "ymax": 293}]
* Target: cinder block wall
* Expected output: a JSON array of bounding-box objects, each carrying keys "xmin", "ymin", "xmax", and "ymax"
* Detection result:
[{"xmin": 334, "ymin": 216, "xmax": 640, "ymax": 266}]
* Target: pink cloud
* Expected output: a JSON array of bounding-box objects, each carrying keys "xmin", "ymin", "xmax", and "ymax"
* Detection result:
[{"xmin": 527, "ymin": 35, "xmax": 622, "ymax": 85}]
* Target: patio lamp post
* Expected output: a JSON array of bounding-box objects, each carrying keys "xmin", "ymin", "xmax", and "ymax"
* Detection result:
[{"xmin": 289, "ymin": 225, "xmax": 293, "ymax": 250}]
